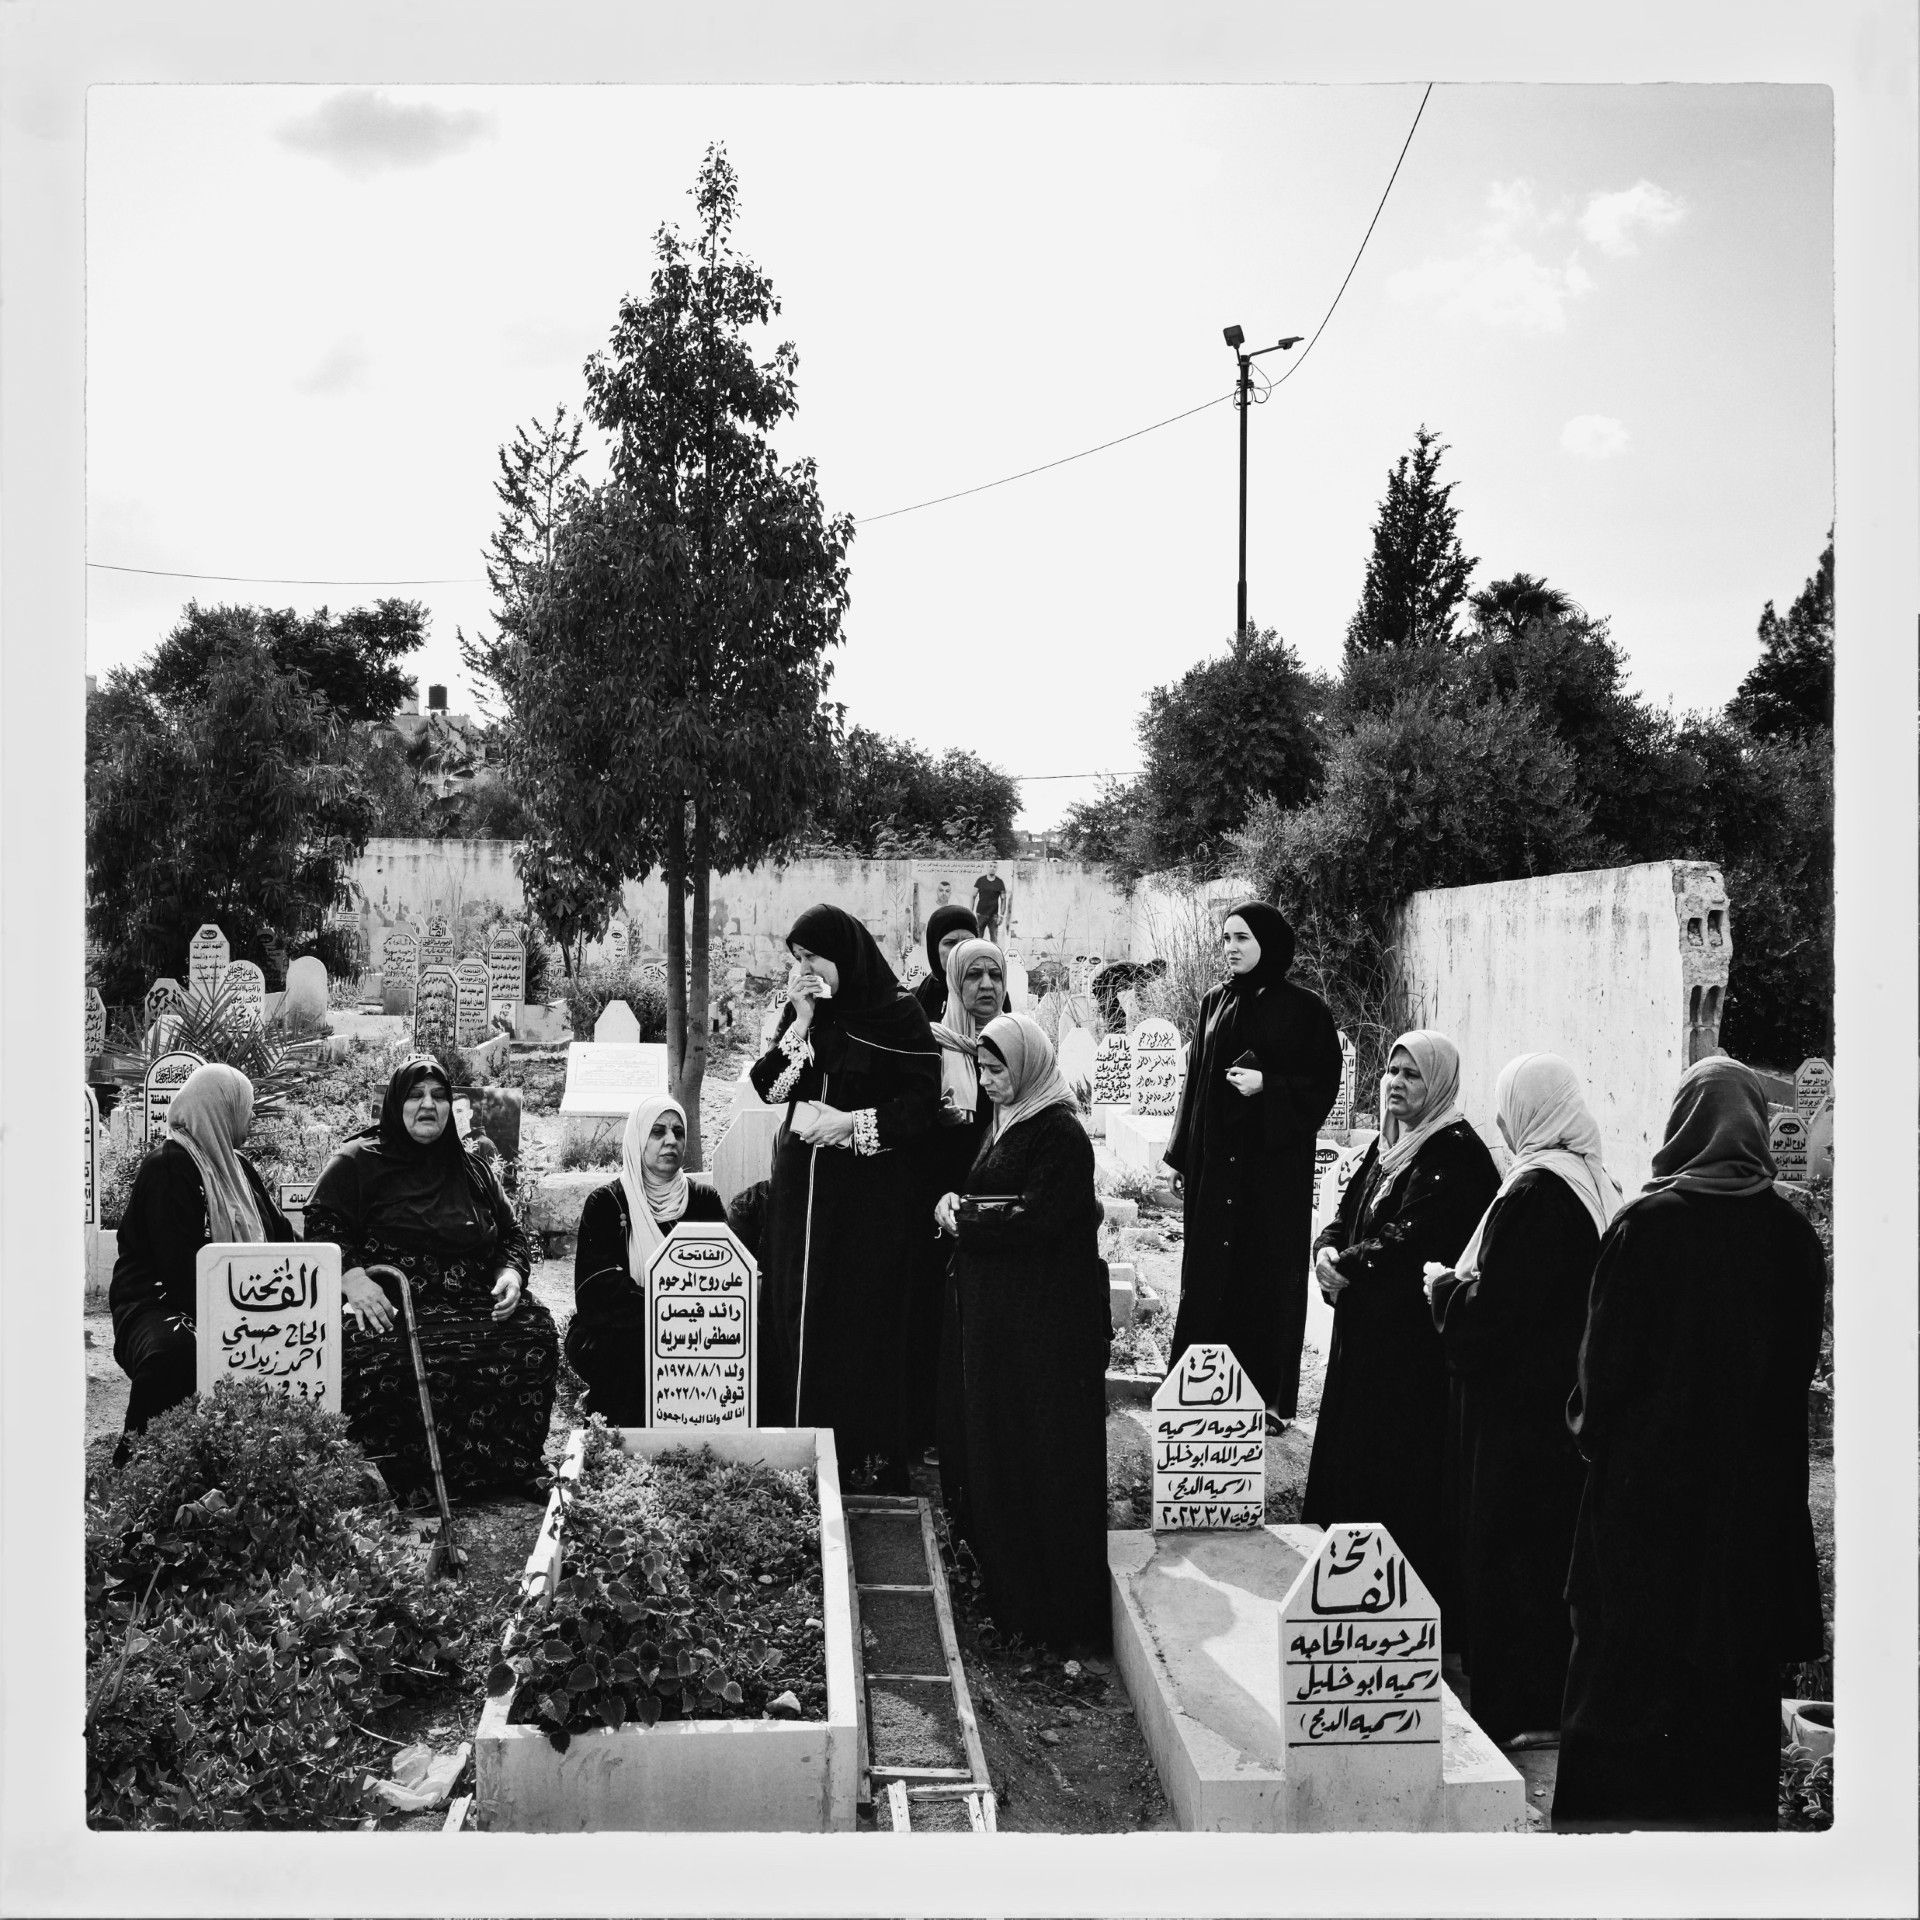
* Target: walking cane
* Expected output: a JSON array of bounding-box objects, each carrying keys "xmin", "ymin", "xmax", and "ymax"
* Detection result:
[{"xmin": 365, "ymin": 1263, "xmax": 462, "ymax": 1580}]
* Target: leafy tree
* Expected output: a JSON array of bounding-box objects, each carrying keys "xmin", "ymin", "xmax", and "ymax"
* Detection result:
[
  {"xmin": 87, "ymin": 635, "xmax": 376, "ymax": 1001},
  {"xmin": 1341, "ymin": 426, "xmax": 1478, "ymax": 714},
  {"xmin": 1133, "ymin": 625, "xmax": 1328, "ymax": 876},
  {"xmin": 471, "ymin": 147, "xmax": 850, "ymax": 1157},
  {"xmin": 799, "ymin": 727, "xmax": 1019, "ymax": 857},
  {"xmin": 1727, "ymin": 533, "xmax": 1834, "ymax": 739},
  {"xmin": 141, "ymin": 599, "xmax": 424, "ymax": 725},
  {"xmin": 1057, "ymin": 776, "xmax": 1149, "ymax": 880}
]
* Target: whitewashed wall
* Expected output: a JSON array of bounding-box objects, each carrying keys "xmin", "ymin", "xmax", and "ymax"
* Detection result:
[{"xmin": 1395, "ymin": 860, "xmax": 1733, "ymax": 1198}]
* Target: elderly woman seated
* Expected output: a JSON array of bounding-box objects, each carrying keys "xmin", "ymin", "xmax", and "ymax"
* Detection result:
[{"xmin": 305, "ymin": 1056, "xmax": 558, "ymax": 1503}]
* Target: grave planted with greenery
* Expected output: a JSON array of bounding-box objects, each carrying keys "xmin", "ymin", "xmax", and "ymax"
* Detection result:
[{"xmin": 491, "ymin": 1425, "xmax": 826, "ymax": 1751}]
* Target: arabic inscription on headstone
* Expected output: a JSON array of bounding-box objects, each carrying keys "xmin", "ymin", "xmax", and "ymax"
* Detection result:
[
  {"xmin": 645, "ymin": 1222, "xmax": 757, "ymax": 1428},
  {"xmin": 195, "ymin": 1241, "xmax": 342, "ymax": 1409},
  {"xmin": 1149, "ymin": 1342, "xmax": 1264, "ymax": 1529}
]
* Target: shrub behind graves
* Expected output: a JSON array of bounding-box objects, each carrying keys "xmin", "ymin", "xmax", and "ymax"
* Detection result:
[{"xmin": 559, "ymin": 962, "xmax": 667, "ymax": 1044}]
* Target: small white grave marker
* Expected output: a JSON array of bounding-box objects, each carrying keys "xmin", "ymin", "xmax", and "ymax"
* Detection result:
[
  {"xmin": 1058, "ymin": 1024, "xmax": 1097, "ymax": 1099},
  {"xmin": 593, "ymin": 999, "xmax": 641, "ymax": 1045},
  {"xmin": 188, "ymin": 923, "xmax": 230, "ymax": 995},
  {"xmin": 1279, "ymin": 1523, "xmax": 1443, "ymax": 1813},
  {"xmin": 1794, "ymin": 1058, "xmax": 1833, "ymax": 1125},
  {"xmin": 224, "ymin": 959, "xmax": 267, "ymax": 1027},
  {"xmin": 1769, "ymin": 1110, "xmax": 1810, "ymax": 1182},
  {"xmin": 645, "ymin": 1221, "xmax": 757, "ymax": 1428},
  {"xmin": 383, "ymin": 928, "xmax": 421, "ymax": 997},
  {"xmin": 195, "ymin": 1240, "xmax": 342, "ymax": 1410},
  {"xmin": 1132, "ymin": 1017, "xmax": 1184, "ymax": 1118},
  {"xmin": 85, "ymin": 988, "xmax": 107, "ymax": 1060},
  {"xmin": 414, "ymin": 966, "xmax": 460, "ymax": 1055},
  {"xmin": 143, "ymin": 1049, "xmax": 205, "ymax": 1148},
  {"xmin": 454, "ymin": 958, "xmax": 492, "ymax": 1044},
  {"xmin": 419, "ymin": 917, "xmax": 455, "ymax": 970},
  {"xmin": 1150, "ymin": 1342, "xmax": 1265, "ymax": 1529},
  {"xmin": 84, "ymin": 1086, "xmax": 100, "ymax": 1227},
  {"xmin": 1092, "ymin": 1031, "xmax": 1133, "ymax": 1110},
  {"xmin": 1004, "ymin": 952, "xmax": 1028, "ymax": 1009},
  {"xmin": 1311, "ymin": 1139, "xmax": 1343, "ymax": 1216},
  {"xmin": 278, "ymin": 1179, "xmax": 318, "ymax": 1234},
  {"xmin": 488, "ymin": 931, "xmax": 526, "ymax": 1009},
  {"xmin": 1330, "ymin": 1031, "xmax": 1358, "ymax": 1132}
]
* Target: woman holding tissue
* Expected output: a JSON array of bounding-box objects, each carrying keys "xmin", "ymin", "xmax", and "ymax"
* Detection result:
[
  {"xmin": 750, "ymin": 905, "xmax": 941, "ymax": 1490},
  {"xmin": 566, "ymin": 1094, "xmax": 729, "ymax": 1428},
  {"xmin": 1427, "ymin": 1053, "xmax": 1618, "ymax": 1750},
  {"xmin": 1303, "ymin": 1030, "xmax": 1498, "ymax": 1601}
]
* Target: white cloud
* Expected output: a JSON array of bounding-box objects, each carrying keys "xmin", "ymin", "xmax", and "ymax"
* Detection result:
[
  {"xmin": 1578, "ymin": 180, "xmax": 1686, "ymax": 257},
  {"xmin": 278, "ymin": 90, "xmax": 492, "ymax": 177},
  {"xmin": 1560, "ymin": 414, "xmax": 1630, "ymax": 459},
  {"xmin": 293, "ymin": 337, "xmax": 373, "ymax": 396},
  {"xmin": 1388, "ymin": 179, "xmax": 1594, "ymax": 332}
]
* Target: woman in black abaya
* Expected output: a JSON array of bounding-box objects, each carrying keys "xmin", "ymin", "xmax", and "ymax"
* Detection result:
[
  {"xmin": 1303, "ymin": 1029, "xmax": 1498, "ymax": 1601},
  {"xmin": 1552, "ymin": 1056, "xmax": 1827, "ymax": 1832},
  {"xmin": 1427, "ymin": 1052, "xmax": 1618, "ymax": 1749},
  {"xmin": 914, "ymin": 904, "xmax": 979, "ymax": 1023},
  {"xmin": 750, "ymin": 905, "xmax": 941, "ymax": 1490},
  {"xmin": 1164, "ymin": 902, "xmax": 1342, "ymax": 1427}
]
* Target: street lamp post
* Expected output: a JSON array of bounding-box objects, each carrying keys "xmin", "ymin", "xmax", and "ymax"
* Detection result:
[{"xmin": 1223, "ymin": 325, "xmax": 1303, "ymax": 639}]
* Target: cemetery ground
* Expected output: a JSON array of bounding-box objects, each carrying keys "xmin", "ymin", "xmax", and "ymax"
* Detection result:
[{"xmin": 81, "ymin": 1017, "xmax": 1836, "ymax": 1834}]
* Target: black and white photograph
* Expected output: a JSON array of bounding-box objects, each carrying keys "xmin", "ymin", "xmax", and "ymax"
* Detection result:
[{"xmin": 2, "ymin": 5, "xmax": 1914, "ymax": 1916}]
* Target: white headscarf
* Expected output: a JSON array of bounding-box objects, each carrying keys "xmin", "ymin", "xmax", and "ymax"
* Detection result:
[
  {"xmin": 1374, "ymin": 1029, "xmax": 1467, "ymax": 1185},
  {"xmin": 1453, "ymin": 1052, "xmax": 1622, "ymax": 1283},
  {"xmin": 619, "ymin": 1093, "xmax": 691, "ymax": 1277},
  {"xmin": 977, "ymin": 1013, "xmax": 1080, "ymax": 1144},
  {"xmin": 932, "ymin": 936, "xmax": 1007, "ymax": 1116},
  {"xmin": 167, "ymin": 1062, "xmax": 264, "ymax": 1243}
]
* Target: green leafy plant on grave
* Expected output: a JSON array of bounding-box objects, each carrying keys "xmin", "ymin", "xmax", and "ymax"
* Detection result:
[
  {"xmin": 490, "ymin": 1427, "xmax": 824, "ymax": 1751},
  {"xmin": 1777, "ymin": 1747, "xmax": 1834, "ymax": 1832},
  {"xmin": 100, "ymin": 972, "xmax": 317, "ymax": 1119}
]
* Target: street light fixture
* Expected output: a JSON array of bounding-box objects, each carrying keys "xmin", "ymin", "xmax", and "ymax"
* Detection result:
[{"xmin": 1225, "ymin": 326, "xmax": 1304, "ymax": 639}]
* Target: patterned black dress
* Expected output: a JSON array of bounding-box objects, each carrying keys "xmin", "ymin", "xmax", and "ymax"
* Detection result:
[{"xmin": 305, "ymin": 1058, "xmax": 558, "ymax": 1498}]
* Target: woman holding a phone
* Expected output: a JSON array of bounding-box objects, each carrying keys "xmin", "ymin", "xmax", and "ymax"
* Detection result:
[
  {"xmin": 749, "ymin": 904, "xmax": 941, "ymax": 1491},
  {"xmin": 936, "ymin": 1013, "xmax": 1109, "ymax": 1654},
  {"xmin": 1164, "ymin": 901, "xmax": 1343, "ymax": 1432}
]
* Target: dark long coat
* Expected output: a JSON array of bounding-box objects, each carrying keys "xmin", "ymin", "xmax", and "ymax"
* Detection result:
[
  {"xmin": 1552, "ymin": 1187, "xmax": 1827, "ymax": 1831},
  {"xmin": 952, "ymin": 1103, "xmax": 1111, "ymax": 1654},
  {"xmin": 1303, "ymin": 1119, "xmax": 1500, "ymax": 1601},
  {"xmin": 565, "ymin": 1177, "xmax": 730, "ymax": 1428},
  {"xmin": 1164, "ymin": 976, "xmax": 1342, "ymax": 1416},
  {"xmin": 750, "ymin": 1005, "xmax": 940, "ymax": 1488},
  {"xmin": 1429, "ymin": 1169, "xmax": 1598, "ymax": 1745}
]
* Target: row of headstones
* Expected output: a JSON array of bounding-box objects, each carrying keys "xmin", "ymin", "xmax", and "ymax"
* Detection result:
[
  {"xmin": 1082, "ymin": 1024, "xmax": 1360, "ymax": 1126},
  {"xmin": 381, "ymin": 922, "xmax": 526, "ymax": 1010},
  {"xmin": 1769, "ymin": 1057, "xmax": 1834, "ymax": 1183},
  {"xmin": 84, "ymin": 1048, "xmax": 214, "ymax": 1225}
]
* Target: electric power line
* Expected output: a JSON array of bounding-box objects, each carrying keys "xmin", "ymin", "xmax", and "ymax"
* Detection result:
[{"xmin": 88, "ymin": 562, "xmax": 476, "ymax": 586}]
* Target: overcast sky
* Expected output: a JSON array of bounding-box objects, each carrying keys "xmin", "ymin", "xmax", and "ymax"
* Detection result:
[{"xmin": 86, "ymin": 83, "xmax": 1832, "ymax": 830}]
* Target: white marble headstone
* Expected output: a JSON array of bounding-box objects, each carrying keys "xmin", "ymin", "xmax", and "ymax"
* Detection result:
[
  {"xmin": 560, "ymin": 1040, "xmax": 669, "ymax": 1117},
  {"xmin": 645, "ymin": 1222, "xmax": 757, "ymax": 1428},
  {"xmin": 85, "ymin": 988, "xmax": 107, "ymax": 1061},
  {"xmin": 419, "ymin": 917, "xmax": 455, "ymax": 970},
  {"xmin": 1058, "ymin": 1024, "xmax": 1097, "ymax": 1099},
  {"xmin": 454, "ymin": 958, "xmax": 492, "ymax": 1044},
  {"xmin": 1794, "ymin": 1057, "xmax": 1833, "ymax": 1125},
  {"xmin": 1132, "ymin": 1017, "xmax": 1184, "ymax": 1118},
  {"xmin": 1003, "ymin": 953, "xmax": 1028, "ymax": 1010},
  {"xmin": 1330, "ymin": 1031, "xmax": 1358, "ymax": 1132},
  {"xmin": 1091, "ymin": 1031, "xmax": 1133, "ymax": 1110},
  {"xmin": 188, "ymin": 923, "xmax": 229, "ymax": 996},
  {"xmin": 84, "ymin": 1086, "xmax": 100, "ymax": 1228},
  {"xmin": 488, "ymin": 931, "xmax": 527, "ymax": 1009},
  {"xmin": 196, "ymin": 1240, "xmax": 342, "ymax": 1412},
  {"xmin": 1279, "ymin": 1523, "xmax": 1443, "ymax": 1818},
  {"xmin": 145, "ymin": 977, "xmax": 186, "ymax": 1027},
  {"xmin": 224, "ymin": 959, "xmax": 266, "ymax": 1027},
  {"xmin": 277, "ymin": 1178, "xmax": 318, "ymax": 1235},
  {"xmin": 1769, "ymin": 1110, "xmax": 1810, "ymax": 1182},
  {"xmin": 593, "ymin": 999, "xmax": 641, "ymax": 1045},
  {"xmin": 1150, "ymin": 1343, "xmax": 1265, "ymax": 1529},
  {"xmin": 143, "ymin": 1048, "xmax": 206, "ymax": 1148},
  {"xmin": 382, "ymin": 928, "xmax": 420, "ymax": 996},
  {"xmin": 413, "ymin": 966, "xmax": 460, "ymax": 1055}
]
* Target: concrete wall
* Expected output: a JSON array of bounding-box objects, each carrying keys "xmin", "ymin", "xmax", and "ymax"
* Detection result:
[
  {"xmin": 1395, "ymin": 860, "xmax": 1732, "ymax": 1198},
  {"xmin": 341, "ymin": 841, "xmax": 1137, "ymax": 976}
]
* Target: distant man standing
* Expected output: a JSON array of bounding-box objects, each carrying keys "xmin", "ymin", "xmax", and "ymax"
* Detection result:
[{"xmin": 972, "ymin": 870, "xmax": 1008, "ymax": 943}]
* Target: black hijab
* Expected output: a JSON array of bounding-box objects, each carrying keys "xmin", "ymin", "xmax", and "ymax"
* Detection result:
[
  {"xmin": 1222, "ymin": 900, "xmax": 1296, "ymax": 995},
  {"xmin": 923, "ymin": 904, "xmax": 979, "ymax": 974},
  {"xmin": 309, "ymin": 1054, "xmax": 498, "ymax": 1253},
  {"xmin": 784, "ymin": 904, "xmax": 939, "ymax": 1072}
]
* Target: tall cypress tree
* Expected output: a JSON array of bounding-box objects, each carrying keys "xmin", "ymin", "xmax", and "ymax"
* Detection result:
[{"xmin": 1343, "ymin": 425, "xmax": 1477, "ymax": 664}]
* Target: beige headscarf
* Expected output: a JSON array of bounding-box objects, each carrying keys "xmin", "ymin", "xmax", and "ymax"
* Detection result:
[
  {"xmin": 932, "ymin": 936, "xmax": 1007, "ymax": 1116},
  {"xmin": 166, "ymin": 1062, "xmax": 264, "ymax": 1243},
  {"xmin": 977, "ymin": 1013, "xmax": 1080, "ymax": 1145},
  {"xmin": 1374, "ymin": 1029, "xmax": 1467, "ymax": 1185},
  {"xmin": 619, "ymin": 1093, "xmax": 691, "ymax": 1277},
  {"xmin": 1453, "ymin": 1052, "xmax": 1622, "ymax": 1284}
]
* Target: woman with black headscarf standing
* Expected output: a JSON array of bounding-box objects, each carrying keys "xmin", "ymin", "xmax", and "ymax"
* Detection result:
[
  {"xmin": 305, "ymin": 1055, "xmax": 558, "ymax": 1501},
  {"xmin": 914, "ymin": 904, "xmax": 979, "ymax": 1023},
  {"xmin": 1164, "ymin": 902, "xmax": 1343, "ymax": 1428},
  {"xmin": 750, "ymin": 905, "xmax": 941, "ymax": 1489},
  {"xmin": 1552, "ymin": 1057, "xmax": 1827, "ymax": 1832}
]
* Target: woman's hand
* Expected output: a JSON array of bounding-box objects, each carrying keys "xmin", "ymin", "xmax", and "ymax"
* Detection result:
[
  {"xmin": 1314, "ymin": 1246, "xmax": 1348, "ymax": 1302},
  {"xmin": 491, "ymin": 1269, "xmax": 525, "ymax": 1322},
  {"xmin": 342, "ymin": 1267, "xmax": 397, "ymax": 1335},
  {"xmin": 1225, "ymin": 1066, "xmax": 1264, "ymax": 1099},
  {"xmin": 933, "ymin": 1192, "xmax": 960, "ymax": 1237},
  {"xmin": 793, "ymin": 1103, "xmax": 856, "ymax": 1149},
  {"xmin": 1421, "ymin": 1261, "xmax": 1453, "ymax": 1304},
  {"xmin": 786, "ymin": 971, "xmax": 822, "ymax": 1033}
]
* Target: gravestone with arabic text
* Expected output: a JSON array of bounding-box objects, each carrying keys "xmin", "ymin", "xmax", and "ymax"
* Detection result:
[
  {"xmin": 1150, "ymin": 1343, "xmax": 1264, "ymax": 1529},
  {"xmin": 277, "ymin": 1179, "xmax": 318, "ymax": 1236},
  {"xmin": 488, "ymin": 930, "xmax": 526, "ymax": 1010},
  {"xmin": 419, "ymin": 918, "xmax": 455, "ymax": 970},
  {"xmin": 85, "ymin": 1087, "xmax": 100, "ymax": 1228},
  {"xmin": 188, "ymin": 924, "xmax": 229, "ymax": 997},
  {"xmin": 1794, "ymin": 1058, "xmax": 1833, "ymax": 1125},
  {"xmin": 605, "ymin": 915, "xmax": 629, "ymax": 971},
  {"xmin": 86, "ymin": 988, "xmax": 107, "ymax": 1062},
  {"xmin": 454, "ymin": 958, "xmax": 492, "ymax": 1045},
  {"xmin": 383, "ymin": 928, "xmax": 420, "ymax": 1012},
  {"xmin": 1328, "ymin": 1032, "xmax": 1358, "ymax": 1133},
  {"xmin": 413, "ymin": 966, "xmax": 459, "ymax": 1057},
  {"xmin": 224, "ymin": 959, "xmax": 267, "ymax": 1027},
  {"xmin": 145, "ymin": 978, "xmax": 186, "ymax": 1028},
  {"xmin": 645, "ymin": 1221, "xmax": 757, "ymax": 1428},
  {"xmin": 1092, "ymin": 1031, "xmax": 1133, "ymax": 1110},
  {"xmin": 195, "ymin": 1241, "xmax": 342, "ymax": 1412},
  {"xmin": 1132, "ymin": 1018, "xmax": 1185, "ymax": 1118},
  {"xmin": 143, "ymin": 1049, "xmax": 205, "ymax": 1148},
  {"xmin": 1769, "ymin": 1110, "xmax": 1809, "ymax": 1182},
  {"xmin": 1278, "ymin": 1522, "xmax": 1443, "ymax": 1826}
]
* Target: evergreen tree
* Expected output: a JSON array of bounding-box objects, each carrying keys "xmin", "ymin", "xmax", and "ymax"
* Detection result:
[{"xmin": 1727, "ymin": 533, "xmax": 1834, "ymax": 739}]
